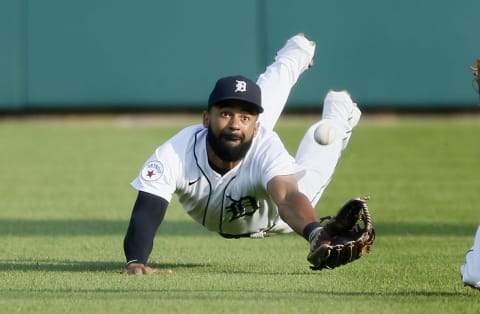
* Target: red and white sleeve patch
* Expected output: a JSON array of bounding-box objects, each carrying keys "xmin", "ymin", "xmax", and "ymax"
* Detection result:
[{"xmin": 141, "ymin": 161, "xmax": 164, "ymax": 181}]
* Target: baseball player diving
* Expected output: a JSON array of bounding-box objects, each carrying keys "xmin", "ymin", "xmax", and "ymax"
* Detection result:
[{"xmin": 123, "ymin": 33, "xmax": 374, "ymax": 275}]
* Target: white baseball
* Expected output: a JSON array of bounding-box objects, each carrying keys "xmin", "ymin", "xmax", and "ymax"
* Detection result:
[{"xmin": 313, "ymin": 123, "xmax": 336, "ymax": 145}]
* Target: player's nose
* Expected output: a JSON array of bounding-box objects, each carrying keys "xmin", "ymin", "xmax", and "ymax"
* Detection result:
[{"xmin": 227, "ymin": 115, "xmax": 242, "ymax": 129}]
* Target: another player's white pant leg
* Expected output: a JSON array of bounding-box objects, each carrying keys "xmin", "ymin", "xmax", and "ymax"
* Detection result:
[
  {"xmin": 296, "ymin": 91, "xmax": 360, "ymax": 207},
  {"xmin": 461, "ymin": 225, "xmax": 480, "ymax": 287},
  {"xmin": 256, "ymin": 34, "xmax": 315, "ymax": 132}
]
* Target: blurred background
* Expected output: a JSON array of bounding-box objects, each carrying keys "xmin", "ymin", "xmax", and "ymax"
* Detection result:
[{"xmin": 1, "ymin": 0, "xmax": 479, "ymax": 113}]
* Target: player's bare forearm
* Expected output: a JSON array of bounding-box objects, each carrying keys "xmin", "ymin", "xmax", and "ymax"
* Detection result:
[
  {"xmin": 267, "ymin": 175, "xmax": 319, "ymax": 235},
  {"xmin": 278, "ymin": 191, "xmax": 319, "ymax": 235}
]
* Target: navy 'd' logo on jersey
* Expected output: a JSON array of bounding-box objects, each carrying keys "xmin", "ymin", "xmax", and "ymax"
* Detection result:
[{"xmin": 225, "ymin": 195, "xmax": 259, "ymax": 222}]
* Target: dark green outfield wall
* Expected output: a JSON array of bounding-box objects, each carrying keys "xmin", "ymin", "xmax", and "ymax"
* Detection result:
[{"xmin": 1, "ymin": 0, "xmax": 479, "ymax": 111}]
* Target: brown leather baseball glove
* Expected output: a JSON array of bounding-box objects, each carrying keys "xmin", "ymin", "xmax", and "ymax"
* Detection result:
[{"xmin": 307, "ymin": 197, "xmax": 375, "ymax": 270}]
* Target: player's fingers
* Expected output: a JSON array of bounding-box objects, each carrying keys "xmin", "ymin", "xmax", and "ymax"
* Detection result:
[
  {"xmin": 158, "ymin": 268, "xmax": 173, "ymax": 274},
  {"xmin": 123, "ymin": 265, "xmax": 173, "ymax": 275},
  {"xmin": 144, "ymin": 267, "xmax": 173, "ymax": 275},
  {"xmin": 122, "ymin": 266, "xmax": 147, "ymax": 275},
  {"xmin": 122, "ymin": 267, "xmax": 142, "ymax": 275}
]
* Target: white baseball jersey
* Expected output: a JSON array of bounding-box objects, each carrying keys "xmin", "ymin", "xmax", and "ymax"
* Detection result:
[
  {"xmin": 130, "ymin": 34, "xmax": 351, "ymax": 237},
  {"xmin": 131, "ymin": 124, "xmax": 304, "ymax": 235}
]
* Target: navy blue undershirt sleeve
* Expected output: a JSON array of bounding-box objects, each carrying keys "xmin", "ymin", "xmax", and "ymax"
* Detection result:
[{"xmin": 123, "ymin": 191, "xmax": 169, "ymax": 265}]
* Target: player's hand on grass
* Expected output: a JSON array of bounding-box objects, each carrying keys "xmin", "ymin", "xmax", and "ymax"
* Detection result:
[{"xmin": 124, "ymin": 262, "xmax": 173, "ymax": 275}]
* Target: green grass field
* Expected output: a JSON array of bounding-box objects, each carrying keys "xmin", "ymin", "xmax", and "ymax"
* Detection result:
[{"xmin": 1, "ymin": 113, "xmax": 479, "ymax": 313}]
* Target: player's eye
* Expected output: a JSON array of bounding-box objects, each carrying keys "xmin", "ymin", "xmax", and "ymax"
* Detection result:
[
  {"xmin": 241, "ymin": 115, "xmax": 250, "ymax": 122},
  {"xmin": 220, "ymin": 111, "xmax": 230, "ymax": 118}
]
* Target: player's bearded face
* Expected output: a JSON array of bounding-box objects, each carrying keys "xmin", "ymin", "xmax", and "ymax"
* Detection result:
[{"xmin": 206, "ymin": 126, "xmax": 254, "ymax": 162}]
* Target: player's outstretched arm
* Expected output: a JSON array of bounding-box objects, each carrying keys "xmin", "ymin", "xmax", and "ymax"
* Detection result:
[
  {"xmin": 267, "ymin": 175, "xmax": 319, "ymax": 236},
  {"xmin": 123, "ymin": 191, "xmax": 171, "ymax": 275}
]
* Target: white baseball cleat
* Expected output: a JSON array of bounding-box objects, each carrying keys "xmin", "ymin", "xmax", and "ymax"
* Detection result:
[
  {"xmin": 350, "ymin": 103, "xmax": 361, "ymax": 130},
  {"xmin": 321, "ymin": 90, "xmax": 361, "ymax": 130},
  {"xmin": 275, "ymin": 33, "xmax": 316, "ymax": 73},
  {"xmin": 316, "ymin": 90, "xmax": 361, "ymax": 149}
]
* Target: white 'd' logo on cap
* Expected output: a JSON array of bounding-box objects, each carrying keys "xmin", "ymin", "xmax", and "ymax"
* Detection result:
[{"xmin": 234, "ymin": 80, "xmax": 247, "ymax": 93}]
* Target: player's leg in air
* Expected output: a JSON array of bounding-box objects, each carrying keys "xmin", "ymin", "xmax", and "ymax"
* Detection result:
[
  {"xmin": 257, "ymin": 33, "xmax": 315, "ymax": 132},
  {"xmin": 295, "ymin": 90, "xmax": 361, "ymax": 206}
]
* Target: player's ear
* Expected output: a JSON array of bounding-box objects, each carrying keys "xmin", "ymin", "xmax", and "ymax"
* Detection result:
[{"xmin": 202, "ymin": 111, "xmax": 210, "ymax": 127}]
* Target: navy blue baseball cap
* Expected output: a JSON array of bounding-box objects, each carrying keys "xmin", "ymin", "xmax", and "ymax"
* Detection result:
[{"xmin": 208, "ymin": 75, "xmax": 263, "ymax": 114}]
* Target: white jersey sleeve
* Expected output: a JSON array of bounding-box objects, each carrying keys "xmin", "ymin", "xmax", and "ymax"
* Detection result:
[{"xmin": 130, "ymin": 125, "xmax": 203, "ymax": 202}]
